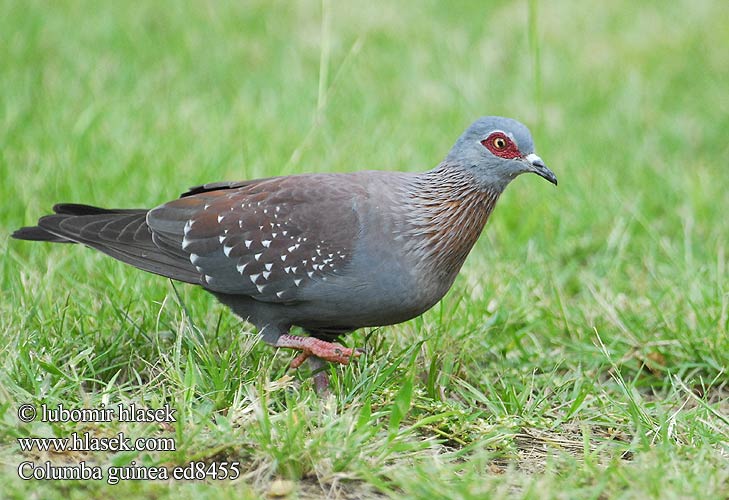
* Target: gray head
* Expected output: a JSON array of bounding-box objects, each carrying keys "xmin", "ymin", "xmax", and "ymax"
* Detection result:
[{"xmin": 445, "ymin": 116, "xmax": 557, "ymax": 190}]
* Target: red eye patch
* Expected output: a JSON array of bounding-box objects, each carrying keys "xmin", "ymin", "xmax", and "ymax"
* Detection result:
[{"xmin": 480, "ymin": 132, "xmax": 521, "ymax": 159}]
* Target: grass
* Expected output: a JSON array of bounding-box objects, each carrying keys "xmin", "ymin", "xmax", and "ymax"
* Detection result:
[{"xmin": 1, "ymin": 0, "xmax": 728, "ymax": 498}]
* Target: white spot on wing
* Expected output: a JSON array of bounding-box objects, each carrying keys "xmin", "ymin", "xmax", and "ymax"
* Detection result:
[
  {"xmin": 262, "ymin": 240, "xmax": 271, "ymax": 247},
  {"xmin": 249, "ymin": 273, "xmax": 260, "ymax": 284},
  {"xmin": 237, "ymin": 263, "xmax": 248, "ymax": 273},
  {"xmin": 265, "ymin": 263, "xmax": 273, "ymax": 271},
  {"xmin": 182, "ymin": 220, "xmax": 195, "ymax": 250}
]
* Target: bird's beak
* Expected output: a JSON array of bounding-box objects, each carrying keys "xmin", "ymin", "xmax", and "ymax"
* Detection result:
[{"xmin": 524, "ymin": 153, "xmax": 558, "ymax": 186}]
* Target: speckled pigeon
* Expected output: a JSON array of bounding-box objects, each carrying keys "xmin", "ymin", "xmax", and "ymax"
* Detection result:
[{"xmin": 13, "ymin": 116, "xmax": 557, "ymax": 392}]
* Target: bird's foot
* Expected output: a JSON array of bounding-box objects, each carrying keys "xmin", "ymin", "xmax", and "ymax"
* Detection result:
[{"xmin": 274, "ymin": 334, "xmax": 361, "ymax": 366}]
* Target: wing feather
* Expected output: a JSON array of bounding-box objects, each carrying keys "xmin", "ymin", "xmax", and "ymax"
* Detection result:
[{"xmin": 147, "ymin": 173, "xmax": 366, "ymax": 302}]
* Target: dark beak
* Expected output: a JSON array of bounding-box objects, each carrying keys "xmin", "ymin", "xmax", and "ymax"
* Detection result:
[{"xmin": 525, "ymin": 153, "xmax": 558, "ymax": 186}]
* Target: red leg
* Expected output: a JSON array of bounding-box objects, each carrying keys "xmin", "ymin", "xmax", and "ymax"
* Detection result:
[{"xmin": 274, "ymin": 334, "xmax": 361, "ymax": 365}]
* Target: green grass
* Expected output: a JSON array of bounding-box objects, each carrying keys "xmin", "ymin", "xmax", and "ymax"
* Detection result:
[{"xmin": 2, "ymin": 0, "xmax": 728, "ymax": 498}]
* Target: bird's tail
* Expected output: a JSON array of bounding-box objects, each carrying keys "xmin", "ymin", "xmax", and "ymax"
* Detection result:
[
  {"xmin": 12, "ymin": 204, "xmax": 144, "ymax": 242},
  {"xmin": 12, "ymin": 204, "xmax": 202, "ymax": 284}
]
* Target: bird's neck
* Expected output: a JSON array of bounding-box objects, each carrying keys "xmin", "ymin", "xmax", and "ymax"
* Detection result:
[{"xmin": 403, "ymin": 164, "xmax": 502, "ymax": 282}]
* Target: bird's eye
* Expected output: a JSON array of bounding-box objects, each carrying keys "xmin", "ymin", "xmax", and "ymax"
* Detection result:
[{"xmin": 481, "ymin": 132, "xmax": 521, "ymax": 159}]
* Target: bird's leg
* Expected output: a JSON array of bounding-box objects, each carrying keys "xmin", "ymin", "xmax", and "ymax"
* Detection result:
[
  {"xmin": 285, "ymin": 350, "xmax": 331, "ymax": 394},
  {"xmin": 273, "ymin": 334, "xmax": 361, "ymax": 365},
  {"xmin": 306, "ymin": 355, "xmax": 331, "ymax": 396},
  {"xmin": 259, "ymin": 327, "xmax": 355, "ymax": 394}
]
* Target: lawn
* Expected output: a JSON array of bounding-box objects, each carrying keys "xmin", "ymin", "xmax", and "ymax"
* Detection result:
[{"xmin": 1, "ymin": 0, "xmax": 728, "ymax": 498}]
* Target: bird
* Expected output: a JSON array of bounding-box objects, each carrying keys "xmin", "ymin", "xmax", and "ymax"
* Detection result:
[{"xmin": 13, "ymin": 116, "xmax": 557, "ymax": 392}]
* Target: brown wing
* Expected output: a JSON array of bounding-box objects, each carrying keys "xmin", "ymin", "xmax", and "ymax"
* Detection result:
[{"xmin": 147, "ymin": 173, "xmax": 366, "ymax": 302}]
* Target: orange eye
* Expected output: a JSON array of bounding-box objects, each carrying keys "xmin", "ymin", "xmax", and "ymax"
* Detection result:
[{"xmin": 493, "ymin": 137, "xmax": 507, "ymax": 149}]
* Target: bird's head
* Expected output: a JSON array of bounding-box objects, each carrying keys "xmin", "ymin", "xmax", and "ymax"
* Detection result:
[{"xmin": 446, "ymin": 116, "xmax": 557, "ymax": 190}]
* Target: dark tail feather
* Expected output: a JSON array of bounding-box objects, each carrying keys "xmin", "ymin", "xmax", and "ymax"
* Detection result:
[
  {"xmin": 52, "ymin": 203, "xmax": 147, "ymax": 216},
  {"xmin": 12, "ymin": 204, "xmax": 145, "ymax": 242},
  {"xmin": 12, "ymin": 204, "xmax": 202, "ymax": 285},
  {"xmin": 12, "ymin": 204, "xmax": 127, "ymax": 241},
  {"xmin": 12, "ymin": 225, "xmax": 73, "ymax": 242}
]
